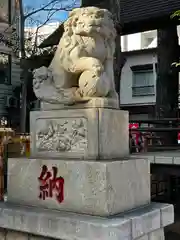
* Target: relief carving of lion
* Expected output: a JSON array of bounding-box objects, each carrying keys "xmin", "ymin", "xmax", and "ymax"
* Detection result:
[{"xmin": 33, "ymin": 7, "xmax": 118, "ymax": 105}]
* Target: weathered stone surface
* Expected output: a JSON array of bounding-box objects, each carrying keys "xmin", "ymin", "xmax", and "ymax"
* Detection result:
[
  {"xmin": 29, "ymin": 236, "xmax": 52, "ymax": 240},
  {"xmin": 160, "ymin": 204, "xmax": 174, "ymax": 227},
  {"xmin": 6, "ymin": 231, "xmax": 28, "ymax": 240},
  {"xmin": 136, "ymin": 235, "xmax": 148, "ymax": 240},
  {"xmin": 0, "ymin": 202, "xmax": 172, "ymax": 240},
  {"xmin": 8, "ymin": 158, "xmax": 149, "ymax": 216},
  {"xmin": 148, "ymin": 228, "xmax": 165, "ymax": 240},
  {"xmin": 131, "ymin": 151, "xmax": 180, "ymax": 166},
  {"xmin": 122, "ymin": 204, "xmax": 161, "ymax": 239},
  {"xmin": 173, "ymin": 156, "xmax": 180, "ymax": 165},
  {"xmin": 148, "ymin": 203, "xmax": 174, "ymax": 229},
  {"xmin": 131, "ymin": 154, "xmax": 154, "ymax": 164},
  {"xmin": 33, "ymin": 7, "xmax": 118, "ymax": 106},
  {"xmin": 41, "ymin": 98, "xmax": 119, "ymax": 110},
  {"xmin": 30, "ymin": 108, "xmax": 129, "ymax": 159},
  {"xmin": 154, "ymin": 156, "xmax": 173, "ymax": 165}
]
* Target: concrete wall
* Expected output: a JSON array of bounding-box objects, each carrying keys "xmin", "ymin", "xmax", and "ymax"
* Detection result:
[{"xmin": 120, "ymin": 50, "xmax": 157, "ymax": 106}]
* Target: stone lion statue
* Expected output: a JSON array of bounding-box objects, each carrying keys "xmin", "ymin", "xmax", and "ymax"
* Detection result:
[{"xmin": 33, "ymin": 7, "xmax": 118, "ymax": 106}]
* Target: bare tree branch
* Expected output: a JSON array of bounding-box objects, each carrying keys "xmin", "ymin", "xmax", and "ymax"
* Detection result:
[
  {"xmin": 23, "ymin": 0, "xmax": 77, "ymax": 56},
  {"xmin": 32, "ymin": 8, "xmax": 60, "ymax": 55},
  {"xmin": 24, "ymin": 0, "xmax": 61, "ymax": 19}
]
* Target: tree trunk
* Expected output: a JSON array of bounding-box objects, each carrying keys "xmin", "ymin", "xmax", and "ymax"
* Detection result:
[
  {"xmin": 108, "ymin": 0, "xmax": 124, "ymax": 97},
  {"xmin": 156, "ymin": 24, "xmax": 179, "ymax": 144},
  {"xmin": 20, "ymin": 66, "xmax": 28, "ymax": 133},
  {"xmin": 114, "ymin": 35, "xmax": 122, "ymax": 95}
]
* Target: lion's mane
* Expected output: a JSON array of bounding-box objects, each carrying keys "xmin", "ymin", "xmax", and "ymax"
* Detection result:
[{"xmin": 58, "ymin": 7, "xmax": 116, "ymax": 66}]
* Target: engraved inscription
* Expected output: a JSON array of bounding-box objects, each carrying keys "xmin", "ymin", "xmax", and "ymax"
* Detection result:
[
  {"xmin": 36, "ymin": 118, "xmax": 87, "ymax": 153},
  {"xmin": 38, "ymin": 165, "xmax": 64, "ymax": 203}
]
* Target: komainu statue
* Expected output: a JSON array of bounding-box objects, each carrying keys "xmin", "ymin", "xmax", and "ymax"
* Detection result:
[{"xmin": 33, "ymin": 7, "xmax": 118, "ymax": 106}]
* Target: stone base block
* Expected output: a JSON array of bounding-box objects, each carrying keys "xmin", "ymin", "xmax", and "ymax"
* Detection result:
[
  {"xmin": 41, "ymin": 97, "xmax": 119, "ymax": 110},
  {"xmin": 0, "ymin": 202, "xmax": 174, "ymax": 240},
  {"xmin": 8, "ymin": 158, "xmax": 150, "ymax": 216},
  {"xmin": 30, "ymin": 108, "xmax": 129, "ymax": 159}
]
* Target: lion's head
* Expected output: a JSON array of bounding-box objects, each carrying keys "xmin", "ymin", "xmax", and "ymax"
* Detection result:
[
  {"xmin": 63, "ymin": 7, "xmax": 116, "ymax": 40},
  {"xmin": 58, "ymin": 7, "xmax": 116, "ymax": 69},
  {"xmin": 33, "ymin": 66, "xmax": 53, "ymax": 90}
]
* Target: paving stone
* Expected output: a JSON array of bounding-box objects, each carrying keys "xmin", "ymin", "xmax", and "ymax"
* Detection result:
[
  {"xmin": 136, "ymin": 234, "xmax": 148, "ymax": 240},
  {"xmin": 6, "ymin": 230, "xmax": 28, "ymax": 240},
  {"xmin": 148, "ymin": 228, "xmax": 165, "ymax": 240},
  {"xmin": 154, "ymin": 156, "xmax": 173, "ymax": 165},
  {"xmin": 173, "ymin": 157, "xmax": 180, "ymax": 165},
  {"xmin": 0, "ymin": 228, "xmax": 5, "ymax": 240},
  {"xmin": 123, "ymin": 203, "xmax": 161, "ymax": 239},
  {"xmin": 130, "ymin": 155, "xmax": 155, "ymax": 164},
  {"xmin": 160, "ymin": 204, "xmax": 174, "ymax": 227},
  {"xmin": 29, "ymin": 235, "xmax": 52, "ymax": 240}
]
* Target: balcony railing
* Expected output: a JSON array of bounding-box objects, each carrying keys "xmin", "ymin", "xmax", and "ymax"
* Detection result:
[{"xmin": 129, "ymin": 118, "xmax": 180, "ymax": 153}]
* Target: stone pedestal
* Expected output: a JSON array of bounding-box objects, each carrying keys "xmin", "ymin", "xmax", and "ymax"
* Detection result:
[
  {"xmin": 2, "ymin": 107, "xmax": 174, "ymax": 239},
  {"xmin": 7, "ymin": 158, "xmax": 150, "ymax": 216},
  {"xmin": 0, "ymin": 202, "xmax": 174, "ymax": 240},
  {"xmin": 30, "ymin": 108, "xmax": 129, "ymax": 159}
]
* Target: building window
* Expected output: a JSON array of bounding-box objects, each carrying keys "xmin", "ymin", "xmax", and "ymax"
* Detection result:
[
  {"xmin": 131, "ymin": 64, "xmax": 155, "ymax": 97},
  {"xmin": 0, "ymin": 53, "xmax": 11, "ymax": 84}
]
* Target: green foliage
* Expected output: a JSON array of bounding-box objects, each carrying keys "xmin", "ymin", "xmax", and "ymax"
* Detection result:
[
  {"xmin": 171, "ymin": 10, "xmax": 180, "ymax": 19},
  {"xmin": 172, "ymin": 62, "xmax": 180, "ymax": 67}
]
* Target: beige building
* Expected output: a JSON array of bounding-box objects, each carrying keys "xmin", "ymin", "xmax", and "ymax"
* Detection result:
[
  {"xmin": 120, "ymin": 49, "xmax": 157, "ymax": 103},
  {"xmin": 120, "ymin": 48, "xmax": 157, "ymax": 120}
]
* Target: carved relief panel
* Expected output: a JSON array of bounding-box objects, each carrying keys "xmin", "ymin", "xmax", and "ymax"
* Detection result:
[{"xmin": 36, "ymin": 118, "xmax": 88, "ymax": 153}]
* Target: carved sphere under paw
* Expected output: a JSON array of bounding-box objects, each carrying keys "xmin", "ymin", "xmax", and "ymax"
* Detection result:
[{"xmin": 78, "ymin": 70, "xmax": 111, "ymax": 97}]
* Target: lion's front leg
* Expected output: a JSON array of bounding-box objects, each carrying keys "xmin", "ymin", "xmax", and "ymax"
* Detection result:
[
  {"xmin": 104, "ymin": 59, "xmax": 119, "ymax": 102},
  {"xmin": 72, "ymin": 57, "xmax": 111, "ymax": 98},
  {"xmin": 71, "ymin": 57, "xmax": 103, "ymax": 76}
]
